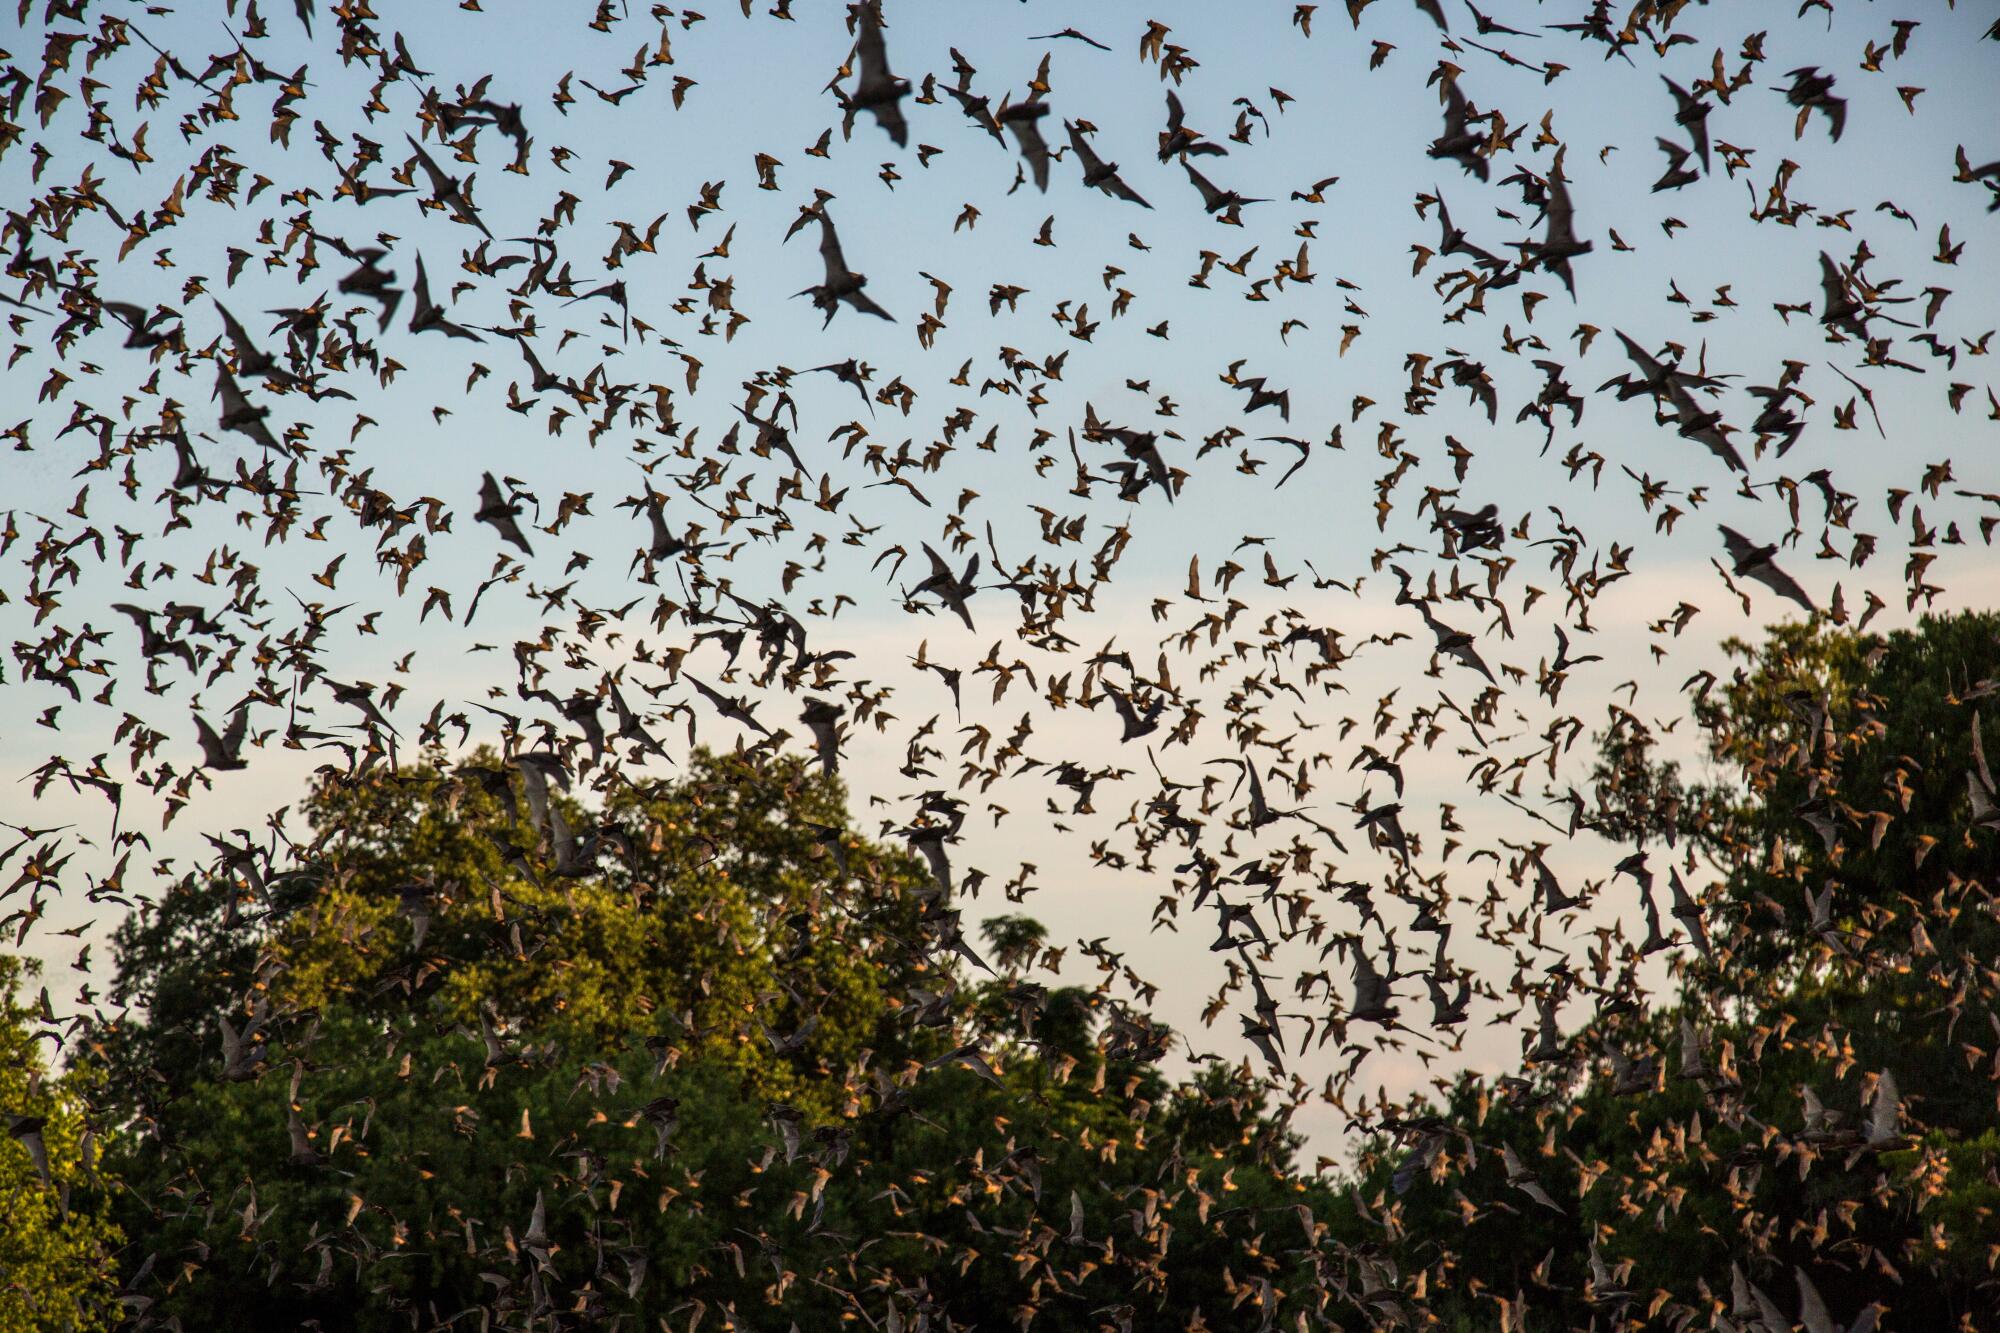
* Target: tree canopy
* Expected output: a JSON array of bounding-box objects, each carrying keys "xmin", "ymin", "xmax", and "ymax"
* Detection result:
[
  {"xmin": 8, "ymin": 0, "xmax": 2000, "ymax": 1327},
  {"xmin": 1343, "ymin": 611, "xmax": 2000, "ymax": 1331},
  {"xmin": 93, "ymin": 748, "xmax": 1334, "ymax": 1330},
  {"xmin": 12, "ymin": 610, "xmax": 1997, "ymax": 1330},
  {"xmin": 0, "ymin": 954, "xmax": 123, "ymax": 1333}
]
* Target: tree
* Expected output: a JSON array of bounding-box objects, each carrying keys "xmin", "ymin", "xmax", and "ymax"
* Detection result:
[
  {"xmin": 0, "ymin": 954, "xmax": 123, "ymax": 1333},
  {"xmin": 1337, "ymin": 612, "xmax": 2000, "ymax": 1331},
  {"xmin": 99, "ymin": 748, "xmax": 1338, "ymax": 1329}
]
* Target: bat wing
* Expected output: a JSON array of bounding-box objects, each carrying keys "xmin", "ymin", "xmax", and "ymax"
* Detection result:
[
  {"xmin": 1184, "ymin": 162, "xmax": 1224, "ymax": 210},
  {"xmin": 411, "ymin": 255, "xmax": 436, "ymax": 316},
  {"xmin": 1817, "ymin": 251, "xmax": 1848, "ymax": 309},
  {"xmin": 1108, "ymin": 175, "xmax": 1151, "ymax": 208},
  {"xmin": 1065, "ymin": 120, "xmax": 1099, "ymax": 172},
  {"xmin": 873, "ymin": 99, "xmax": 909, "ymax": 146},
  {"xmin": 1717, "ymin": 524, "xmax": 1758, "ymax": 567},
  {"xmin": 855, "ymin": 6, "xmax": 893, "ymax": 85},
  {"xmin": 844, "ymin": 288, "xmax": 894, "ymax": 321},
  {"xmin": 817, "ymin": 214, "xmax": 850, "ymax": 284},
  {"xmin": 1016, "ymin": 121, "xmax": 1051, "ymax": 191},
  {"xmin": 1748, "ymin": 562, "xmax": 1814, "ymax": 612}
]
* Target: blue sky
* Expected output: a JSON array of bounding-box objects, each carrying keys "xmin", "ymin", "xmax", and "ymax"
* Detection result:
[{"xmin": 4, "ymin": 0, "xmax": 1999, "ymax": 1154}]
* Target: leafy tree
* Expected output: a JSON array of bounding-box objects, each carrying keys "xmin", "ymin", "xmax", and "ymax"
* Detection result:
[
  {"xmin": 1338, "ymin": 612, "xmax": 2000, "ymax": 1331},
  {"xmin": 98, "ymin": 748, "xmax": 1339, "ymax": 1330},
  {"xmin": 0, "ymin": 954, "xmax": 123, "ymax": 1333},
  {"xmin": 102, "ymin": 613, "xmax": 2000, "ymax": 1331}
]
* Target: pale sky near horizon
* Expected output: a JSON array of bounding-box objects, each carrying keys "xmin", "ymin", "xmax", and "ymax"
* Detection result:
[{"xmin": 4, "ymin": 0, "xmax": 1999, "ymax": 1159}]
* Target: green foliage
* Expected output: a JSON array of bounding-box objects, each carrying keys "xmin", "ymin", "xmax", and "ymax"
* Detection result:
[
  {"xmin": 0, "ymin": 955, "xmax": 123, "ymax": 1333},
  {"xmin": 91, "ymin": 614, "xmax": 2000, "ymax": 1329},
  {"xmin": 99, "ymin": 748, "xmax": 1336, "ymax": 1329},
  {"xmin": 1342, "ymin": 612, "xmax": 2000, "ymax": 1330}
]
